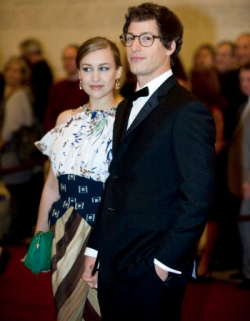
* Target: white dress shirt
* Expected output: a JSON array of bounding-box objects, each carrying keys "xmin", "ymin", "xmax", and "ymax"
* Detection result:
[{"xmin": 127, "ymin": 69, "xmax": 173, "ymax": 128}]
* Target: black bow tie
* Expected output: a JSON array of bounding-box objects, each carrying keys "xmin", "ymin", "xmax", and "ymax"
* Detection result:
[{"xmin": 128, "ymin": 87, "xmax": 149, "ymax": 102}]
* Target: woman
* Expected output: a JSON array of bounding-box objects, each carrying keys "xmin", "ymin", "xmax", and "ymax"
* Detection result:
[
  {"xmin": 31, "ymin": 37, "xmax": 122, "ymax": 320},
  {"xmin": 0, "ymin": 56, "xmax": 36, "ymax": 243},
  {"xmin": 192, "ymin": 43, "xmax": 215, "ymax": 70}
]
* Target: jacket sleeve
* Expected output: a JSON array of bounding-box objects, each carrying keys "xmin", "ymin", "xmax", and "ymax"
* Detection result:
[{"xmin": 155, "ymin": 101, "xmax": 216, "ymax": 271}]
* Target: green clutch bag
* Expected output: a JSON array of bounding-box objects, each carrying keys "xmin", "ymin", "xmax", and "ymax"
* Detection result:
[{"xmin": 24, "ymin": 231, "xmax": 53, "ymax": 274}]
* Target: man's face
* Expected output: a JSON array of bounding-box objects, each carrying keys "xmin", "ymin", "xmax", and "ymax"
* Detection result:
[
  {"xmin": 215, "ymin": 44, "xmax": 236, "ymax": 73},
  {"xmin": 62, "ymin": 47, "xmax": 78, "ymax": 77},
  {"xmin": 126, "ymin": 20, "xmax": 173, "ymax": 87},
  {"xmin": 236, "ymin": 35, "xmax": 250, "ymax": 67},
  {"xmin": 239, "ymin": 69, "xmax": 250, "ymax": 97}
]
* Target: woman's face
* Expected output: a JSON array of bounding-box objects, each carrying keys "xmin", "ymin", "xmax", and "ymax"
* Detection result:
[
  {"xmin": 4, "ymin": 61, "xmax": 24, "ymax": 87},
  {"xmin": 194, "ymin": 48, "xmax": 214, "ymax": 69},
  {"xmin": 78, "ymin": 47, "xmax": 122, "ymax": 100}
]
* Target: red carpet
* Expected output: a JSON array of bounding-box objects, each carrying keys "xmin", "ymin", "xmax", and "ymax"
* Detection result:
[
  {"xmin": 182, "ymin": 278, "xmax": 250, "ymax": 321},
  {"xmin": 0, "ymin": 245, "xmax": 250, "ymax": 321},
  {"xmin": 0, "ymin": 245, "xmax": 56, "ymax": 321}
]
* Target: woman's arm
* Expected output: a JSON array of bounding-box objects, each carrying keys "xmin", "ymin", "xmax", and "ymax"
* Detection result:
[
  {"xmin": 34, "ymin": 109, "xmax": 74, "ymax": 232},
  {"xmin": 34, "ymin": 164, "xmax": 59, "ymax": 233}
]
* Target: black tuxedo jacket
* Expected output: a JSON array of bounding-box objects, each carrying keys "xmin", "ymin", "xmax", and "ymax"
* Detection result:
[{"xmin": 88, "ymin": 75, "xmax": 216, "ymax": 287}]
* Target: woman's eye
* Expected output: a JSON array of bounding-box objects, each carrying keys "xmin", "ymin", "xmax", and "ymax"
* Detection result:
[
  {"xmin": 100, "ymin": 66, "xmax": 109, "ymax": 71},
  {"xmin": 82, "ymin": 67, "xmax": 91, "ymax": 72}
]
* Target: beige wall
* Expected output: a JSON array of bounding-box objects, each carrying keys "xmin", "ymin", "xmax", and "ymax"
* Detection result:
[{"xmin": 0, "ymin": 0, "xmax": 250, "ymax": 80}]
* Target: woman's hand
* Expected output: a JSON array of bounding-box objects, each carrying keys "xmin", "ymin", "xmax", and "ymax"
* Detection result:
[
  {"xmin": 82, "ymin": 256, "xmax": 98, "ymax": 289},
  {"xmin": 21, "ymin": 255, "xmax": 26, "ymax": 263}
]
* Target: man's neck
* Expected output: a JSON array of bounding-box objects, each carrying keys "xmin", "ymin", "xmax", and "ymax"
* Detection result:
[
  {"xmin": 137, "ymin": 67, "xmax": 172, "ymax": 88},
  {"xmin": 136, "ymin": 69, "xmax": 173, "ymax": 91}
]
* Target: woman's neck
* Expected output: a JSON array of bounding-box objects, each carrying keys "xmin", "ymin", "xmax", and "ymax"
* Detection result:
[{"xmin": 87, "ymin": 94, "xmax": 119, "ymax": 111}]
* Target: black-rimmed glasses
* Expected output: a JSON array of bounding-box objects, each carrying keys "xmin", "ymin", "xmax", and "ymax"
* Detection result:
[{"xmin": 120, "ymin": 33, "xmax": 162, "ymax": 47}]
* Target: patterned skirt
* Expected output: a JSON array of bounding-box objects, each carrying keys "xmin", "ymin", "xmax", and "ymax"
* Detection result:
[
  {"xmin": 50, "ymin": 174, "xmax": 104, "ymax": 321},
  {"xmin": 51, "ymin": 207, "xmax": 101, "ymax": 321}
]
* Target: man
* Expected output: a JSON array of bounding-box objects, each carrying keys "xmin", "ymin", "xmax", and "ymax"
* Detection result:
[
  {"xmin": 216, "ymin": 38, "xmax": 248, "ymax": 143},
  {"xmin": 213, "ymin": 41, "xmax": 245, "ymax": 270},
  {"xmin": 236, "ymin": 33, "xmax": 250, "ymax": 67},
  {"xmin": 227, "ymin": 62, "xmax": 250, "ymax": 290},
  {"xmin": 83, "ymin": 3, "xmax": 216, "ymax": 321},
  {"xmin": 215, "ymin": 41, "xmax": 237, "ymax": 74},
  {"xmin": 44, "ymin": 44, "xmax": 88, "ymax": 131},
  {"xmin": 19, "ymin": 38, "xmax": 53, "ymax": 123}
]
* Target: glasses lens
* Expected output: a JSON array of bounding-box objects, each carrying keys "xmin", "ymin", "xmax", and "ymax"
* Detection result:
[
  {"xmin": 139, "ymin": 34, "xmax": 154, "ymax": 47},
  {"xmin": 120, "ymin": 35, "xmax": 126, "ymax": 46},
  {"xmin": 125, "ymin": 34, "xmax": 134, "ymax": 46}
]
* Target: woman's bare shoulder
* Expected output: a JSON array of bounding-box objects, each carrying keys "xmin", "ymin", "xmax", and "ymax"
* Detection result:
[{"xmin": 55, "ymin": 107, "xmax": 83, "ymax": 126}]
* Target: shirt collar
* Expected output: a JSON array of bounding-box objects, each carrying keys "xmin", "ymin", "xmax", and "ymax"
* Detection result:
[{"xmin": 136, "ymin": 69, "xmax": 173, "ymax": 98}]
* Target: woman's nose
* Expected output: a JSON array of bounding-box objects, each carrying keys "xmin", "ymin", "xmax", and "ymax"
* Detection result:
[{"xmin": 92, "ymin": 70, "xmax": 101, "ymax": 82}]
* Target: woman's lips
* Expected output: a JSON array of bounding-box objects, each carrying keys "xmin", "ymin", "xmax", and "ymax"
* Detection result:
[{"xmin": 90, "ymin": 85, "xmax": 104, "ymax": 90}]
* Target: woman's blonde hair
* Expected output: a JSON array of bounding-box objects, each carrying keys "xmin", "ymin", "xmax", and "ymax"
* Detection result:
[
  {"xmin": 3, "ymin": 56, "xmax": 31, "ymax": 86},
  {"xmin": 76, "ymin": 37, "xmax": 122, "ymax": 69}
]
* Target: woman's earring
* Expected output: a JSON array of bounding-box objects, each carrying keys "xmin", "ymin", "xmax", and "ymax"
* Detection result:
[
  {"xmin": 79, "ymin": 79, "xmax": 83, "ymax": 90},
  {"xmin": 115, "ymin": 79, "xmax": 120, "ymax": 90}
]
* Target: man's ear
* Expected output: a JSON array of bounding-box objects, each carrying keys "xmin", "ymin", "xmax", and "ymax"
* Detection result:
[{"xmin": 166, "ymin": 41, "xmax": 176, "ymax": 57}]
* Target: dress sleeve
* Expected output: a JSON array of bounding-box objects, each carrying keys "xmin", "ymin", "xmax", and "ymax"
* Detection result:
[{"xmin": 35, "ymin": 130, "xmax": 56, "ymax": 159}]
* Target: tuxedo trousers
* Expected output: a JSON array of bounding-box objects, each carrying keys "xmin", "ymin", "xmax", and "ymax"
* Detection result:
[{"xmin": 98, "ymin": 267, "xmax": 187, "ymax": 321}]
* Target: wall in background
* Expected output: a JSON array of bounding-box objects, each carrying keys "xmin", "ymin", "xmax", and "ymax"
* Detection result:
[{"xmin": 0, "ymin": 0, "xmax": 249, "ymax": 80}]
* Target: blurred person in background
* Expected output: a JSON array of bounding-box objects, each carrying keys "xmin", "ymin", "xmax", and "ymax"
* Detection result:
[
  {"xmin": 227, "ymin": 62, "xmax": 250, "ymax": 289},
  {"xmin": 19, "ymin": 38, "xmax": 53, "ymax": 124},
  {"xmin": 190, "ymin": 67, "xmax": 227, "ymax": 280},
  {"xmin": 215, "ymin": 41, "xmax": 238, "ymax": 74},
  {"xmin": 0, "ymin": 56, "xmax": 36, "ymax": 244},
  {"xmin": 0, "ymin": 71, "xmax": 10, "ymax": 273},
  {"xmin": 236, "ymin": 33, "xmax": 250, "ymax": 67},
  {"xmin": 44, "ymin": 44, "xmax": 89, "ymax": 132},
  {"xmin": 215, "ymin": 40, "xmax": 246, "ymax": 143},
  {"xmin": 192, "ymin": 43, "xmax": 215, "ymax": 70}
]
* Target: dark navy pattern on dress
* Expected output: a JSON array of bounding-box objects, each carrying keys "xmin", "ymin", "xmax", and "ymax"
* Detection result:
[{"xmin": 49, "ymin": 174, "xmax": 104, "ymax": 227}]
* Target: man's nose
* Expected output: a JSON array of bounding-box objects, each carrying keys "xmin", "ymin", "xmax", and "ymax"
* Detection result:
[{"xmin": 131, "ymin": 37, "xmax": 141, "ymax": 51}]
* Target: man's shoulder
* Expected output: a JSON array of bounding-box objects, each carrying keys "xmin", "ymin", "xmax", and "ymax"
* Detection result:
[{"xmin": 160, "ymin": 79, "xmax": 200, "ymax": 106}]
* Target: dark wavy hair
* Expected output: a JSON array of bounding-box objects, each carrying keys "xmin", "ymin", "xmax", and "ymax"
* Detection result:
[{"xmin": 123, "ymin": 2, "xmax": 183, "ymax": 67}]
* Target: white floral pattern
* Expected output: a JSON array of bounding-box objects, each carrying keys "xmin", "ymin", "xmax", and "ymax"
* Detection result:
[{"xmin": 35, "ymin": 105, "xmax": 116, "ymax": 182}]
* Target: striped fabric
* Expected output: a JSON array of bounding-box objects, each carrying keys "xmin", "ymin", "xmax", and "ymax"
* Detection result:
[{"xmin": 51, "ymin": 206, "xmax": 101, "ymax": 321}]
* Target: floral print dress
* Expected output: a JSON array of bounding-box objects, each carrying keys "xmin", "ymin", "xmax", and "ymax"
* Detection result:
[{"xmin": 36, "ymin": 105, "xmax": 116, "ymax": 226}]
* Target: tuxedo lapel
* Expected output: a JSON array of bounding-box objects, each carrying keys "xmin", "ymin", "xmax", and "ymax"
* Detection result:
[
  {"xmin": 124, "ymin": 75, "xmax": 177, "ymax": 138},
  {"xmin": 112, "ymin": 100, "xmax": 132, "ymax": 155},
  {"xmin": 125, "ymin": 94, "xmax": 159, "ymax": 136}
]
